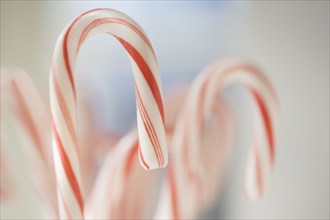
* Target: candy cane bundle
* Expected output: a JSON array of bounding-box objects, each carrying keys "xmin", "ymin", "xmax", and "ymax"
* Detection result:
[
  {"xmin": 49, "ymin": 8, "xmax": 167, "ymax": 219},
  {"xmin": 1, "ymin": 7, "xmax": 282, "ymax": 219},
  {"xmin": 158, "ymin": 58, "xmax": 279, "ymax": 219}
]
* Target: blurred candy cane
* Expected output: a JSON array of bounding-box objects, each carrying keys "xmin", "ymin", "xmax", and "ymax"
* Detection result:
[
  {"xmin": 0, "ymin": 77, "xmax": 12, "ymax": 201},
  {"xmin": 156, "ymin": 96, "xmax": 234, "ymax": 219},
  {"xmin": 164, "ymin": 87, "xmax": 189, "ymax": 143},
  {"xmin": 50, "ymin": 8, "xmax": 167, "ymax": 219},
  {"xmin": 193, "ymin": 59, "xmax": 279, "ymax": 200},
  {"xmin": 193, "ymin": 98, "xmax": 235, "ymax": 212},
  {"xmin": 78, "ymin": 97, "xmax": 119, "ymax": 196},
  {"xmin": 2, "ymin": 70, "xmax": 58, "ymax": 218},
  {"xmin": 86, "ymin": 131, "xmax": 161, "ymax": 219},
  {"xmin": 164, "ymin": 58, "xmax": 279, "ymax": 219},
  {"xmin": 0, "ymin": 139, "xmax": 12, "ymax": 201}
]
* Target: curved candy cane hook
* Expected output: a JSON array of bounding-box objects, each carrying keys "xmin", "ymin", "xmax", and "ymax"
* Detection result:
[
  {"xmin": 49, "ymin": 8, "xmax": 167, "ymax": 219},
  {"xmin": 186, "ymin": 58, "xmax": 280, "ymax": 200},
  {"xmin": 161, "ymin": 59, "xmax": 280, "ymax": 219}
]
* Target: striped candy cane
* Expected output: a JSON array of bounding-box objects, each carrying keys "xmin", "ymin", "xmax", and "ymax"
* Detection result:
[
  {"xmin": 2, "ymin": 71, "xmax": 58, "ymax": 218},
  {"xmin": 50, "ymin": 8, "xmax": 167, "ymax": 219},
  {"xmin": 158, "ymin": 59, "xmax": 279, "ymax": 219},
  {"xmin": 182, "ymin": 59, "xmax": 279, "ymax": 216},
  {"xmin": 188, "ymin": 59, "xmax": 280, "ymax": 200}
]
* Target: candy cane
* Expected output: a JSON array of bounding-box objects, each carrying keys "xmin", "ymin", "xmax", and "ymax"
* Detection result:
[
  {"xmin": 176, "ymin": 58, "xmax": 279, "ymax": 218},
  {"xmin": 2, "ymin": 70, "xmax": 58, "ymax": 218},
  {"xmin": 189, "ymin": 59, "xmax": 279, "ymax": 200},
  {"xmin": 50, "ymin": 8, "xmax": 167, "ymax": 219},
  {"xmin": 155, "ymin": 96, "xmax": 234, "ymax": 219}
]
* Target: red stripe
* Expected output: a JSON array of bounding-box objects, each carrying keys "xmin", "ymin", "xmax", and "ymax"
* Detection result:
[
  {"xmin": 136, "ymin": 91, "xmax": 161, "ymax": 167},
  {"xmin": 251, "ymin": 89, "xmax": 274, "ymax": 163},
  {"xmin": 254, "ymin": 144, "xmax": 264, "ymax": 198},
  {"xmin": 52, "ymin": 71, "xmax": 79, "ymax": 154},
  {"xmin": 51, "ymin": 118, "xmax": 84, "ymax": 214},
  {"xmin": 116, "ymin": 36, "xmax": 165, "ymax": 124},
  {"xmin": 135, "ymin": 84, "xmax": 164, "ymax": 166},
  {"xmin": 63, "ymin": 28, "xmax": 76, "ymax": 100}
]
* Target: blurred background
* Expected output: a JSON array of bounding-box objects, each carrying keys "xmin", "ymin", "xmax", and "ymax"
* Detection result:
[{"xmin": 1, "ymin": 1, "xmax": 329, "ymax": 219}]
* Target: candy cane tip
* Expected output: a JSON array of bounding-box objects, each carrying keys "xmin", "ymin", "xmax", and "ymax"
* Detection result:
[
  {"xmin": 138, "ymin": 150, "xmax": 168, "ymax": 170},
  {"xmin": 139, "ymin": 157, "xmax": 168, "ymax": 170}
]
